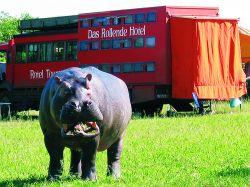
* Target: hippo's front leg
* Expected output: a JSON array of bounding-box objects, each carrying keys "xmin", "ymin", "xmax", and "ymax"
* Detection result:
[
  {"xmin": 70, "ymin": 149, "xmax": 82, "ymax": 177},
  {"xmin": 44, "ymin": 134, "xmax": 65, "ymax": 180},
  {"xmin": 81, "ymin": 139, "xmax": 99, "ymax": 180},
  {"xmin": 107, "ymin": 138, "xmax": 123, "ymax": 178}
]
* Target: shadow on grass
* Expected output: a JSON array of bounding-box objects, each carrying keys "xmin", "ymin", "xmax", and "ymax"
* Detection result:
[
  {"xmin": 217, "ymin": 167, "xmax": 250, "ymax": 178},
  {"xmin": 0, "ymin": 176, "xmax": 47, "ymax": 187},
  {"xmin": 0, "ymin": 175, "xmax": 89, "ymax": 186}
]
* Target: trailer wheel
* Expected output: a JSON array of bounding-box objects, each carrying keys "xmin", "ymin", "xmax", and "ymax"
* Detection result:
[
  {"xmin": 133, "ymin": 103, "xmax": 163, "ymax": 117},
  {"xmin": 0, "ymin": 90, "xmax": 12, "ymax": 118}
]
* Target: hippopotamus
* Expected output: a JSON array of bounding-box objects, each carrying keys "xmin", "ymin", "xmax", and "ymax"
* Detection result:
[{"xmin": 39, "ymin": 67, "xmax": 132, "ymax": 180}]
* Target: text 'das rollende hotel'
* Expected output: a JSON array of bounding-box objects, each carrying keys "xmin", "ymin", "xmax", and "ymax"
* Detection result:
[{"xmin": 87, "ymin": 25, "xmax": 146, "ymax": 39}]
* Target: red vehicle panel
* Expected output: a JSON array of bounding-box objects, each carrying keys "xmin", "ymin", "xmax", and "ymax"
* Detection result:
[{"xmin": 0, "ymin": 6, "xmax": 220, "ymax": 114}]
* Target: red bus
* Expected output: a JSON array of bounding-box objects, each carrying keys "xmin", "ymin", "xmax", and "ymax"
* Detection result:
[{"xmin": 0, "ymin": 6, "xmax": 230, "ymax": 115}]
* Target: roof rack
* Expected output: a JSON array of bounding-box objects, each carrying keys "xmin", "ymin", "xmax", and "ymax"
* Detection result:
[{"xmin": 19, "ymin": 15, "xmax": 78, "ymax": 32}]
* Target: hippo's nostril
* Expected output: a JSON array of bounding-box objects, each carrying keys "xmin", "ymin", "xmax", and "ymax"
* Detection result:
[{"xmin": 87, "ymin": 101, "xmax": 92, "ymax": 106}]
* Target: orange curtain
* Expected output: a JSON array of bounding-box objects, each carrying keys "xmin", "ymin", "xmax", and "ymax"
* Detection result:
[
  {"xmin": 239, "ymin": 27, "xmax": 250, "ymax": 62},
  {"xmin": 171, "ymin": 17, "xmax": 246, "ymax": 99}
]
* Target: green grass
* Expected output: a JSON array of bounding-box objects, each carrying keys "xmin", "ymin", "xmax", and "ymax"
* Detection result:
[{"xmin": 0, "ymin": 101, "xmax": 249, "ymax": 186}]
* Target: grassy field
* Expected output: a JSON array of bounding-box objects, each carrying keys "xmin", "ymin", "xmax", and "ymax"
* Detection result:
[{"xmin": 0, "ymin": 101, "xmax": 249, "ymax": 186}]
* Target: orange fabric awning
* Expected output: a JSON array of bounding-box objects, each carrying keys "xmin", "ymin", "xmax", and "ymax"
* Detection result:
[
  {"xmin": 171, "ymin": 16, "xmax": 246, "ymax": 100},
  {"xmin": 239, "ymin": 27, "xmax": 250, "ymax": 63}
]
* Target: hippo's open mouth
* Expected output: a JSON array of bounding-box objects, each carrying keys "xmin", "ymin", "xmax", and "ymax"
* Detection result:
[{"xmin": 61, "ymin": 122, "xmax": 100, "ymax": 138}]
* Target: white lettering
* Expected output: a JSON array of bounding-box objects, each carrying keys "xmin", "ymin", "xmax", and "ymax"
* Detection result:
[
  {"xmin": 129, "ymin": 25, "xmax": 146, "ymax": 36},
  {"xmin": 88, "ymin": 30, "xmax": 99, "ymax": 39},
  {"xmin": 30, "ymin": 70, "xmax": 44, "ymax": 79}
]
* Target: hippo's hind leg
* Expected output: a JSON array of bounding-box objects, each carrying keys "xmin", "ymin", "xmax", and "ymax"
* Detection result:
[
  {"xmin": 70, "ymin": 149, "xmax": 82, "ymax": 177},
  {"xmin": 44, "ymin": 134, "xmax": 64, "ymax": 180},
  {"xmin": 107, "ymin": 138, "xmax": 123, "ymax": 178}
]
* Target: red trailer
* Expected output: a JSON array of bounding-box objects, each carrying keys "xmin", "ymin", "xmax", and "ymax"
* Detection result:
[{"xmin": 0, "ymin": 6, "xmax": 246, "ymax": 115}]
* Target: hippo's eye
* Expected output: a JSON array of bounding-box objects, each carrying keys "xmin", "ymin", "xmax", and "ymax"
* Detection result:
[{"xmin": 61, "ymin": 88, "xmax": 73, "ymax": 97}]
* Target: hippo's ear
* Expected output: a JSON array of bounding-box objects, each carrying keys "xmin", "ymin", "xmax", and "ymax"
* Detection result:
[
  {"xmin": 85, "ymin": 74, "xmax": 92, "ymax": 90},
  {"xmin": 55, "ymin": 76, "xmax": 62, "ymax": 84},
  {"xmin": 85, "ymin": 74, "xmax": 92, "ymax": 81}
]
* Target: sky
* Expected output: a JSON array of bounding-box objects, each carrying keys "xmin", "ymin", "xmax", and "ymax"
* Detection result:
[{"xmin": 1, "ymin": 0, "xmax": 250, "ymax": 29}]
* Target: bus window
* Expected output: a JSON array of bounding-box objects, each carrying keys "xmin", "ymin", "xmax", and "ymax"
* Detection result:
[
  {"xmin": 91, "ymin": 41, "xmax": 99, "ymax": 50},
  {"xmin": 79, "ymin": 41, "xmax": 89, "ymax": 51},
  {"xmin": 101, "ymin": 40, "xmax": 111, "ymax": 49},
  {"xmin": 134, "ymin": 38, "xmax": 144, "ymax": 48},
  {"xmin": 46, "ymin": 43, "xmax": 53, "ymax": 61},
  {"xmin": 123, "ymin": 63, "xmax": 134, "ymax": 72},
  {"xmin": 134, "ymin": 63, "xmax": 144, "ymax": 72},
  {"xmin": 147, "ymin": 12, "xmax": 156, "ymax": 22},
  {"xmin": 81, "ymin": 19, "xmax": 90, "ymax": 28},
  {"xmin": 124, "ymin": 39, "xmax": 132, "ymax": 48},
  {"xmin": 16, "ymin": 44, "xmax": 27, "ymax": 63},
  {"xmin": 125, "ymin": 15, "xmax": 134, "ymax": 24},
  {"xmin": 113, "ymin": 16, "xmax": 121, "ymax": 25},
  {"xmin": 135, "ymin": 13, "xmax": 145, "ymax": 23},
  {"xmin": 146, "ymin": 37, "xmax": 156, "ymax": 47},
  {"xmin": 112, "ymin": 64, "xmax": 121, "ymax": 73},
  {"xmin": 146, "ymin": 62, "xmax": 155, "ymax": 72},
  {"xmin": 92, "ymin": 18, "xmax": 102, "ymax": 27},
  {"xmin": 54, "ymin": 41, "xmax": 65, "ymax": 61},
  {"xmin": 40, "ymin": 43, "xmax": 46, "ymax": 62},
  {"xmin": 28, "ymin": 44, "xmax": 39, "ymax": 62},
  {"xmin": 112, "ymin": 40, "xmax": 121, "ymax": 49},
  {"xmin": 102, "ymin": 64, "xmax": 110, "ymax": 73},
  {"xmin": 66, "ymin": 41, "xmax": 77, "ymax": 60},
  {"xmin": 102, "ymin": 17, "xmax": 110, "ymax": 26}
]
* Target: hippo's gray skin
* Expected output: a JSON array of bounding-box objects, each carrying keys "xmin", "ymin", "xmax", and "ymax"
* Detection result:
[{"xmin": 39, "ymin": 67, "xmax": 132, "ymax": 180}]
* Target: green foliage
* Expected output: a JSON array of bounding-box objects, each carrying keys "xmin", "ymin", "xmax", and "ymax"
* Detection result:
[
  {"xmin": 0, "ymin": 101, "xmax": 249, "ymax": 186},
  {"xmin": 0, "ymin": 11, "xmax": 32, "ymax": 43}
]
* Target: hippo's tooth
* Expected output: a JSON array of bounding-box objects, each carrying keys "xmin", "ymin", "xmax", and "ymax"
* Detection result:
[
  {"xmin": 63, "ymin": 124, "xmax": 68, "ymax": 132},
  {"xmin": 74, "ymin": 124, "xmax": 83, "ymax": 131}
]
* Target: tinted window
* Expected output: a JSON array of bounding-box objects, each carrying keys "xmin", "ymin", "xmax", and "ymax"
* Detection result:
[
  {"xmin": 46, "ymin": 43, "xmax": 53, "ymax": 61},
  {"xmin": 101, "ymin": 40, "xmax": 111, "ymax": 49},
  {"xmin": 66, "ymin": 41, "xmax": 77, "ymax": 60},
  {"xmin": 123, "ymin": 63, "xmax": 133, "ymax": 72},
  {"xmin": 91, "ymin": 41, "xmax": 99, "ymax": 50},
  {"xmin": 124, "ymin": 39, "xmax": 132, "ymax": 48},
  {"xmin": 146, "ymin": 37, "xmax": 156, "ymax": 47},
  {"xmin": 112, "ymin": 64, "xmax": 121, "ymax": 73},
  {"xmin": 102, "ymin": 64, "xmax": 110, "ymax": 73},
  {"xmin": 125, "ymin": 15, "xmax": 133, "ymax": 24},
  {"xmin": 113, "ymin": 16, "xmax": 121, "ymax": 25},
  {"xmin": 54, "ymin": 41, "xmax": 64, "ymax": 61},
  {"xmin": 113, "ymin": 40, "xmax": 121, "ymax": 49},
  {"xmin": 134, "ymin": 63, "xmax": 144, "ymax": 72},
  {"xmin": 28, "ymin": 44, "xmax": 39, "ymax": 62},
  {"xmin": 135, "ymin": 13, "xmax": 145, "ymax": 23},
  {"xmin": 134, "ymin": 38, "xmax": 144, "ymax": 48},
  {"xmin": 92, "ymin": 18, "xmax": 100, "ymax": 27},
  {"xmin": 81, "ymin": 19, "xmax": 90, "ymax": 28},
  {"xmin": 40, "ymin": 43, "xmax": 46, "ymax": 62},
  {"xmin": 102, "ymin": 17, "xmax": 110, "ymax": 26},
  {"xmin": 147, "ymin": 12, "xmax": 156, "ymax": 22},
  {"xmin": 80, "ymin": 41, "xmax": 89, "ymax": 51},
  {"xmin": 146, "ymin": 62, "xmax": 155, "ymax": 72},
  {"xmin": 16, "ymin": 44, "xmax": 27, "ymax": 63}
]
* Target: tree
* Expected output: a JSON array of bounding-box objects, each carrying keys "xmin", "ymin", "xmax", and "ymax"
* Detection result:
[{"xmin": 0, "ymin": 11, "xmax": 32, "ymax": 43}]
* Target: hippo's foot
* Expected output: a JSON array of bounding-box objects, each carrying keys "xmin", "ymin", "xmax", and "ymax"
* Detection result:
[
  {"xmin": 47, "ymin": 166, "xmax": 63, "ymax": 181},
  {"xmin": 47, "ymin": 173, "xmax": 61, "ymax": 181},
  {"xmin": 82, "ymin": 167, "xmax": 97, "ymax": 181},
  {"xmin": 107, "ymin": 164, "xmax": 121, "ymax": 179}
]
